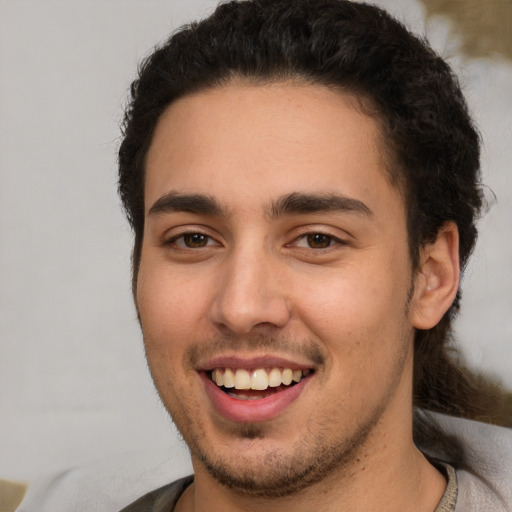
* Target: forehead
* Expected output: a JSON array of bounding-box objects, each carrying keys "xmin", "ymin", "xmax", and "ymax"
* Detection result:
[{"xmin": 144, "ymin": 81, "xmax": 402, "ymax": 218}]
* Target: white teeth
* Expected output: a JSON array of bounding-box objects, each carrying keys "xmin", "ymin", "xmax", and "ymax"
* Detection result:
[
  {"xmin": 228, "ymin": 392, "xmax": 261, "ymax": 401},
  {"xmin": 211, "ymin": 367, "xmax": 309, "ymax": 391},
  {"xmin": 213, "ymin": 368, "xmax": 224, "ymax": 386},
  {"xmin": 281, "ymin": 368, "xmax": 293, "ymax": 385},
  {"xmin": 223, "ymin": 368, "xmax": 235, "ymax": 388},
  {"xmin": 268, "ymin": 367, "xmax": 282, "ymax": 387},
  {"xmin": 251, "ymin": 369, "xmax": 269, "ymax": 390},
  {"xmin": 234, "ymin": 369, "xmax": 251, "ymax": 389}
]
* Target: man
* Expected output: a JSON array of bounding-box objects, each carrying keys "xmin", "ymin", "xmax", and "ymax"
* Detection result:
[{"xmin": 116, "ymin": 0, "xmax": 511, "ymax": 510}]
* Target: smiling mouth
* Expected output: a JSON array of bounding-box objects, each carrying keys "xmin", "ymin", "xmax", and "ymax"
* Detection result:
[{"xmin": 209, "ymin": 367, "xmax": 313, "ymax": 400}]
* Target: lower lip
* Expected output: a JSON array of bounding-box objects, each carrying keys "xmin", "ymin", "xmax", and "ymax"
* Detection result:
[{"xmin": 201, "ymin": 373, "xmax": 309, "ymax": 423}]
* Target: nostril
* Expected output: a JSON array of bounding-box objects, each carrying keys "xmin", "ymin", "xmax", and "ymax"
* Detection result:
[{"xmin": 254, "ymin": 321, "xmax": 276, "ymax": 328}]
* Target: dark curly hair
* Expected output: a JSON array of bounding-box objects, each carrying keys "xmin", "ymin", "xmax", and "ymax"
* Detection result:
[{"xmin": 119, "ymin": 0, "xmax": 511, "ymax": 449}]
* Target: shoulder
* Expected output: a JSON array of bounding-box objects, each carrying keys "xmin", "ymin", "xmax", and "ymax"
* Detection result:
[
  {"xmin": 428, "ymin": 412, "xmax": 512, "ymax": 512},
  {"xmin": 119, "ymin": 476, "xmax": 193, "ymax": 512},
  {"xmin": 13, "ymin": 449, "xmax": 192, "ymax": 512}
]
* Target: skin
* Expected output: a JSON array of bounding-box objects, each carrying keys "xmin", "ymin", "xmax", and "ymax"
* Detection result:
[{"xmin": 137, "ymin": 81, "xmax": 459, "ymax": 511}]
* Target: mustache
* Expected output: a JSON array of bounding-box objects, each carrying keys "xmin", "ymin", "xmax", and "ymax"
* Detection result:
[{"xmin": 186, "ymin": 333, "xmax": 326, "ymax": 368}]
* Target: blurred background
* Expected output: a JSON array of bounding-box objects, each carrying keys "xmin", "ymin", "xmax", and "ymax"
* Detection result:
[{"xmin": 1, "ymin": 0, "xmax": 511, "ymax": 484}]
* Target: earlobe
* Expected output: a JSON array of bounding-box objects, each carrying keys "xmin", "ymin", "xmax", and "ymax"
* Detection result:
[{"xmin": 411, "ymin": 222, "xmax": 460, "ymax": 330}]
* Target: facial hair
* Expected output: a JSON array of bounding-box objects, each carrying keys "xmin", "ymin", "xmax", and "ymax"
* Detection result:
[{"xmin": 148, "ymin": 330, "xmax": 410, "ymax": 498}]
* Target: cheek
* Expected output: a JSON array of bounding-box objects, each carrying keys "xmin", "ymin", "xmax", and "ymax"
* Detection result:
[
  {"xmin": 299, "ymin": 276, "xmax": 400, "ymax": 329},
  {"xmin": 297, "ymin": 269, "xmax": 413, "ymax": 415},
  {"xmin": 136, "ymin": 262, "xmax": 211, "ymax": 349},
  {"xmin": 294, "ymin": 258, "xmax": 412, "ymax": 356},
  {"xmin": 136, "ymin": 266, "xmax": 205, "ymax": 400}
]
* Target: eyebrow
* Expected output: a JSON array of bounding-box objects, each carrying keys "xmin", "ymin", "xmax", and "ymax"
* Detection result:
[
  {"xmin": 148, "ymin": 192, "xmax": 225, "ymax": 217},
  {"xmin": 268, "ymin": 192, "xmax": 372, "ymax": 218},
  {"xmin": 148, "ymin": 191, "xmax": 372, "ymax": 219}
]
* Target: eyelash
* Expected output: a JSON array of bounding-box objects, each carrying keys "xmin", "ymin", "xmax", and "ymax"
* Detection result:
[
  {"xmin": 164, "ymin": 230, "xmax": 346, "ymax": 251},
  {"xmin": 293, "ymin": 232, "xmax": 345, "ymax": 249},
  {"xmin": 164, "ymin": 232, "xmax": 219, "ymax": 249}
]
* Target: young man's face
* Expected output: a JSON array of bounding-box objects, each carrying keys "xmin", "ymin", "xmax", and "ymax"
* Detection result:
[{"xmin": 137, "ymin": 82, "xmax": 419, "ymax": 495}]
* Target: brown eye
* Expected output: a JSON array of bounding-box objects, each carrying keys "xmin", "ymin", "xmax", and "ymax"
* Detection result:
[
  {"xmin": 182, "ymin": 233, "xmax": 209, "ymax": 248},
  {"xmin": 306, "ymin": 233, "xmax": 334, "ymax": 248}
]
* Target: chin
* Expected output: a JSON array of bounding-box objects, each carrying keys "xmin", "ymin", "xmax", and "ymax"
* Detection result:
[{"xmin": 186, "ymin": 416, "xmax": 377, "ymax": 498}]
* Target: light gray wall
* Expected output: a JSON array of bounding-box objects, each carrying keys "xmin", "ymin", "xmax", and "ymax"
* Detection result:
[{"xmin": 0, "ymin": 0, "xmax": 510, "ymax": 482}]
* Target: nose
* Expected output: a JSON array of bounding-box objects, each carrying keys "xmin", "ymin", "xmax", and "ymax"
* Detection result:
[{"xmin": 208, "ymin": 247, "xmax": 291, "ymax": 334}]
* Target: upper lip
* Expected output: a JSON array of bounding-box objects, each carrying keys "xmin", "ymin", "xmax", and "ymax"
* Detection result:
[{"xmin": 195, "ymin": 354, "xmax": 316, "ymax": 372}]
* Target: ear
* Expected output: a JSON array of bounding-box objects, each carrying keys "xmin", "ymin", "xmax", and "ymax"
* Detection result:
[{"xmin": 411, "ymin": 222, "xmax": 460, "ymax": 330}]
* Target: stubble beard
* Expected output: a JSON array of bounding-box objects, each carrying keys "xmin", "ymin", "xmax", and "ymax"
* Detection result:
[
  {"xmin": 189, "ymin": 411, "xmax": 382, "ymax": 498},
  {"xmin": 150, "ymin": 320, "xmax": 408, "ymax": 499},
  {"xmin": 150, "ymin": 327, "xmax": 412, "ymax": 499}
]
